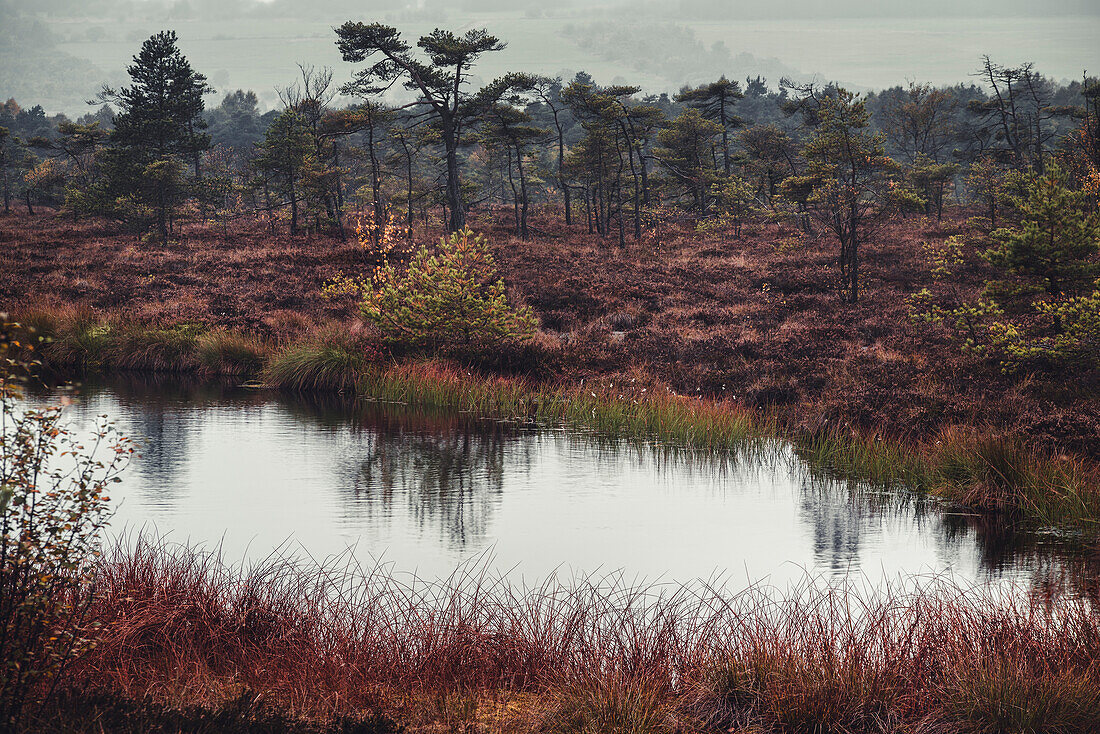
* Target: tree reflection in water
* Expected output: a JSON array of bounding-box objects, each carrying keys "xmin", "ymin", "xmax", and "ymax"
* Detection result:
[
  {"xmin": 346, "ymin": 425, "xmax": 509, "ymax": 548},
  {"xmin": 47, "ymin": 373, "xmax": 267, "ymax": 511},
  {"xmin": 24, "ymin": 373, "xmax": 1100, "ymax": 598}
]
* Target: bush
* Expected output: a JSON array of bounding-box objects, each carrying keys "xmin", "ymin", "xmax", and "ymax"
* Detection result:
[
  {"xmin": 985, "ymin": 165, "xmax": 1100, "ymax": 300},
  {"xmin": 360, "ymin": 228, "xmax": 537, "ymax": 353},
  {"xmin": 911, "ymin": 171, "xmax": 1100, "ymax": 372}
]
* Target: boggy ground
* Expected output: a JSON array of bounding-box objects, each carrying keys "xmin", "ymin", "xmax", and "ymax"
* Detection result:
[{"xmin": 2, "ymin": 207, "xmax": 1095, "ymax": 455}]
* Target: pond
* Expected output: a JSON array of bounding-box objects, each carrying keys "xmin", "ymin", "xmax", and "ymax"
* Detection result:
[{"xmin": 25, "ymin": 375, "xmax": 1099, "ymax": 592}]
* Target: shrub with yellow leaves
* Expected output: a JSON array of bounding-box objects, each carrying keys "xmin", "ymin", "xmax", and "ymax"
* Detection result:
[{"xmin": 360, "ymin": 228, "xmax": 537, "ymax": 352}]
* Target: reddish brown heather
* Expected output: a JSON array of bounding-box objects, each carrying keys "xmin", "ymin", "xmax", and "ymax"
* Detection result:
[{"xmin": 1, "ymin": 208, "xmax": 1096, "ymax": 454}]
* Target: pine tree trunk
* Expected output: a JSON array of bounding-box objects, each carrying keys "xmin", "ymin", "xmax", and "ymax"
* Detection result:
[
  {"xmin": 585, "ymin": 186, "xmax": 593, "ymax": 234},
  {"xmin": 506, "ymin": 148, "xmax": 520, "ymax": 237},
  {"xmin": 333, "ymin": 138, "xmax": 346, "ymax": 241},
  {"xmin": 157, "ymin": 189, "xmax": 168, "ymax": 243},
  {"xmin": 558, "ymin": 127, "xmax": 571, "ymax": 226},
  {"xmin": 404, "ymin": 143, "xmax": 414, "ymax": 233},
  {"xmin": 289, "ymin": 174, "xmax": 298, "ymax": 235},
  {"xmin": 516, "ymin": 142, "xmax": 529, "ymax": 240},
  {"xmin": 443, "ymin": 119, "xmax": 465, "ymax": 232}
]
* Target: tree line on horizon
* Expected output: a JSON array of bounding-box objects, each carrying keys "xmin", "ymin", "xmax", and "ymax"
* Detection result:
[{"xmin": 0, "ymin": 26, "xmax": 1098, "ymax": 306}]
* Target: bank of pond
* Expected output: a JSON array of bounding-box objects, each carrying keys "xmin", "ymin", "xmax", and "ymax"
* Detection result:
[{"xmin": 14, "ymin": 372, "xmax": 1100, "ymax": 733}]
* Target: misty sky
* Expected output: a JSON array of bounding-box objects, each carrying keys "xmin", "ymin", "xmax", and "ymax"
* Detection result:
[{"xmin": 2, "ymin": 0, "xmax": 1098, "ymax": 115}]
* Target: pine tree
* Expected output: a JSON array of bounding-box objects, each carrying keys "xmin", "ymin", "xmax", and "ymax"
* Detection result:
[
  {"xmin": 361, "ymin": 228, "xmax": 537, "ymax": 350},
  {"xmin": 675, "ymin": 77, "xmax": 744, "ymax": 175},
  {"xmin": 478, "ymin": 102, "xmax": 547, "ymax": 240},
  {"xmin": 966, "ymin": 156, "xmax": 1006, "ymax": 226},
  {"xmin": 908, "ymin": 154, "xmax": 959, "ymax": 220},
  {"xmin": 335, "ymin": 23, "xmax": 525, "ymax": 232},
  {"xmin": 737, "ymin": 124, "xmax": 798, "ymax": 204},
  {"xmin": 530, "ymin": 75, "xmax": 575, "ymax": 225},
  {"xmin": 654, "ymin": 108, "xmax": 723, "ymax": 214},
  {"xmin": 781, "ymin": 89, "xmax": 923, "ymax": 302},
  {"xmin": 252, "ymin": 108, "xmax": 314, "ymax": 235},
  {"xmin": 94, "ymin": 31, "xmax": 212, "ymax": 241},
  {"xmin": 0, "ymin": 126, "xmax": 15, "ymax": 214},
  {"xmin": 986, "ymin": 165, "xmax": 1100, "ymax": 314}
]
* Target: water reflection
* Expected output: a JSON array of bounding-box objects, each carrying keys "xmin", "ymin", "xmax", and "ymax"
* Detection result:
[
  {"xmin": 22, "ymin": 373, "xmax": 1100, "ymax": 591},
  {"xmin": 341, "ymin": 426, "xmax": 508, "ymax": 548},
  {"xmin": 798, "ymin": 486, "xmax": 868, "ymax": 574}
]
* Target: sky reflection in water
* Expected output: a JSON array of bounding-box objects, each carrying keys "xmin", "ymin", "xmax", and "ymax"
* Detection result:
[{"xmin": 28, "ymin": 376, "xmax": 1099, "ymax": 593}]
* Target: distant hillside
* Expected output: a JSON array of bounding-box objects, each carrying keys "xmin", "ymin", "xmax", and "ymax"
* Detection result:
[
  {"xmin": 0, "ymin": 1, "xmax": 106, "ymax": 114},
  {"xmin": 560, "ymin": 21, "xmax": 813, "ymax": 90}
]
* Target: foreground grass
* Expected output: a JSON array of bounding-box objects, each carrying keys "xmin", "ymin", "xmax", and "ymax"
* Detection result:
[
  {"xmin": 24, "ymin": 538, "xmax": 1100, "ymax": 733},
  {"xmin": 12, "ymin": 305, "xmax": 1100, "ymax": 532}
]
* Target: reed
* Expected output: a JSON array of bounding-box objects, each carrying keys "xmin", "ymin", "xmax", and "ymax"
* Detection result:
[
  {"xmin": 23, "ymin": 304, "xmax": 113, "ymax": 367},
  {"xmin": 195, "ymin": 329, "xmax": 269, "ymax": 375},
  {"xmin": 798, "ymin": 425, "xmax": 1100, "ymax": 529},
  {"xmin": 358, "ymin": 361, "xmax": 773, "ymax": 453},
  {"xmin": 104, "ymin": 322, "xmax": 205, "ymax": 372},
  {"xmin": 14, "ymin": 306, "xmax": 265, "ymax": 377}
]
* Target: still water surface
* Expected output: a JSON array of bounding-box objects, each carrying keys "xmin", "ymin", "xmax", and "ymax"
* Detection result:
[{"xmin": 29, "ymin": 376, "xmax": 1095, "ymax": 591}]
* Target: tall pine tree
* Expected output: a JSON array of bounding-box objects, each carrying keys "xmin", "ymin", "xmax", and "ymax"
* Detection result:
[
  {"xmin": 335, "ymin": 23, "xmax": 527, "ymax": 232},
  {"xmin": 96, "ymin": 31, "xmax": 211, "ymax": 241},
  {"xmin": 675, "ymin": 77, "xmax": 744, "ymax": 176}
]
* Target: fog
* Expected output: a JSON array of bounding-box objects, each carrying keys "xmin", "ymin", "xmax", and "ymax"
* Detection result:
[{"xmin": 2, "ymin": 0, "xmax": 1099, "ymax": 115}]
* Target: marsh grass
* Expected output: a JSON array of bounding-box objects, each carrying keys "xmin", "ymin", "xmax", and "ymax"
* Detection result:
[
  {"xmin": 539, "ymin": 674, "xmax": 673, "ymax": 734},
  {"xmin": 942, "ymin": 658, "xmax": 1100, "ymax": 734},
  {"xmin": 106, "ymin": 322, "xmax": 205, "ymax": 372},
  {"xmin": 196, "ymin": 330, "xmax": 268, "ymax": 375},
  {"xmin": 45, "ymin": 538, "xmax": 1100, "ymax": 734},
  {"xmin": 16, "ymin": 307, "xmax": 265, "ymax": 377},
  {"xmin": 29, "ymin": 305, "xmax": 113, "ymax": 367},
  {"xmin": 799, "ymin": 426, "xmax": 1100, "ymax": 529},
  {"xmin": 264, "ymin": 330, "xmax": 372, "ymax": 392},
  {"xmin": 358, "ymin": 361, "xmax": 773, "ymax": 455}
]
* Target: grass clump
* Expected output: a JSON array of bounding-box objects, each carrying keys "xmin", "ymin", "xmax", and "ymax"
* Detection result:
[
  {"xmin": 30, "ymin": 306, "xmax": 113, "ymax": 367},
  {"xmin": 106, "ymin": 322, "xmax": 205, "ymax": 372},
  {"xmin": 941, "ymin": 658, "xmax": 1100, "ymax": 734},
  {"xmin": 196, "ymin": 330, "xmax": 267, "ymax": 376},
  {"xmin": 265, "ymin": 330, "xmax": 372, "ymax": 392},
  {"xmin": 541, "ymin": 675, "xmax": 673, "ymax": 734}
]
